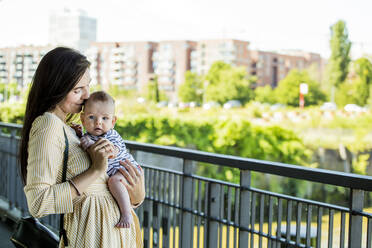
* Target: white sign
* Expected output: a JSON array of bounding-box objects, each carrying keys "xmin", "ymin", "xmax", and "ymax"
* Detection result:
[{"xmin": 300, "ymin": 83, "xmax": 308, "ymax": 94}]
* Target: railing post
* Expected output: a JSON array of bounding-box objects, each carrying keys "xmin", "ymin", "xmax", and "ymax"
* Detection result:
[
  {"xmin": 239, "ymin": 170, "xmax": 251, "ymax": 247},
  {"xmin": 8, "ymin": 129, "xmax": 16, "ymax": 210},
  {"xmin": 207, "ymin": 182, "xmax": 221, "ymax": 248},
  {"xmin": 181, "ymin": 159, "xmax": 193, "ymax": 248},
  {"xmin": 348, "ymin": 189, "xmax": 364, "ymax": 248}
]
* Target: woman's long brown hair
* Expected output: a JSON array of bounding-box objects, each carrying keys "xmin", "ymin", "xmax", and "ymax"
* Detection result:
[{"xmin": 19, "ymin": 47, "xmax": 90, "ymax": 184}]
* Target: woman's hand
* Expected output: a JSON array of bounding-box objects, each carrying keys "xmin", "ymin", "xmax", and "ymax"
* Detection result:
[
  {"xmin": 118, "ymin": 160, "xmax": 145, "ymax": 207},
  {"xmin": 86, "ymin": 138, "xmax": 114, "ymax": 173},
  {"xmin": 69, "ymin": 139, "xmax": 115, "ymax": 198},
  {"xmin": 104, "ymin": 140, "xmax": 119, "ymax": 159}
]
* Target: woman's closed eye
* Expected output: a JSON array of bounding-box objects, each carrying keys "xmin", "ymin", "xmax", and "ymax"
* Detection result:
[{"xmin": 73, "ymin": 88, "xmax": 82, "ymax": 94}]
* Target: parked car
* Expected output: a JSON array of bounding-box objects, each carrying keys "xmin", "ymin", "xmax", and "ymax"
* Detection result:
[
  {"xmin": 202, "ymin": 101, "xmax": 221, "ymax": 110},
  {"xmin": 167, "ymin": 102, "xmax": 178, "ymax": 108},
  {"xmin": 270, "ymin": 103, "xmax": 286, "ymax": 111},
  {"xmin": 344, "ymin": 104, "xmax": 365, "ymax": 113},
  {"xmin": 136, "ymin": 97, "xmax": 146, "ymax": 103},
  {"xmin": 189, "ymin": 101, "xmax": 200, "ymax": 108},
  {"xmin": 223, "ymin": 100, "xmax": 242, "ymax": 109},
  {"xmin": 320, "ymin": 102, "xmax": 337, "ymax": 111},
  {"xmin": 156, "ymin": 101, "xmax": 168, "ymax": 108},
  {"xmin": 178, "ymin": 102, "xmax": 190, "ymax": 108}
]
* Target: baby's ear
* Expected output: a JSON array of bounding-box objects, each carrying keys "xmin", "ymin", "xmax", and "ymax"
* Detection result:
[
  {"xmin": 112, "ymin": 116, "xmax": 117, "ymax": 127},
  {"xmin": 80, "ymin": 112, "xmax": 85, "ymax": 124}
]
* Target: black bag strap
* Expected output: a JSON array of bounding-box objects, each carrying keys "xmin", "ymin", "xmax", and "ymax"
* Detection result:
[{"xmin": 60, "ymin": 127, "xmax": 69, "ymax": 246}]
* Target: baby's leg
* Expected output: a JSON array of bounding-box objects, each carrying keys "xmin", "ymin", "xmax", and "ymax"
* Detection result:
[{"xmin": 108, "ymin": 172, "xmax": 133, "ymax": 228}]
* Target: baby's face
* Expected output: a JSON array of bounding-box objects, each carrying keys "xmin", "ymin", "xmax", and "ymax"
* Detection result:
[{"xmin": 80, "ymin": 101, "xmax": 116, "ymax": 136}]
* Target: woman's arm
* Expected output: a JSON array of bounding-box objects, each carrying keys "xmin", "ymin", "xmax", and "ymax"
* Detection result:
[
  {"xmin": 24, "ymin": 117, "xmax": 73, "ymax": 218},
  {"xmin": 24, "ymin": 116, "xmax": 114, "ymax": 217},
  {"xmin": 118, "ymin": 160, "xmax": 145, "ymax": 208}
]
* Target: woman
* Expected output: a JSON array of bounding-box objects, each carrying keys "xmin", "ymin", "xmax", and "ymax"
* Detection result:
[{"xmin": 19, "ymin": 47, "xmax": 145, "ymax": 247}]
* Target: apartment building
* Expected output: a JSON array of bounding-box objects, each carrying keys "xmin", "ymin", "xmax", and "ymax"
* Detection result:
[
  {"xmin": 87, "ymin": 40, "xmax": 196, "ymax": 100},
  {"xmin": 249, "ymin": 50, "xmax": 323, "ymax": 87},
  {"xmin": 87, "ymin": 41, "xmax": 157, "ymax": 91},
  {"xmin": 192, "ymin": 39, "xmax": 250, "ymax": 75},
  {"xmin": 153, "ymin": 40, "xmax": 196, "ymax": 94},
  {"xmin": 0, "ymin": 39, "xmax": 323, "ymax": 101},
  {"xmin": 0, "ymin": 45, "xmax": 54, "ymax": 86}
]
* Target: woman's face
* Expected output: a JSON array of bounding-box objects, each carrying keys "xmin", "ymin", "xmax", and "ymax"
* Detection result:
[{"xmin": 56, "ymin": 69, "xmax": 91, "ymax": 116}]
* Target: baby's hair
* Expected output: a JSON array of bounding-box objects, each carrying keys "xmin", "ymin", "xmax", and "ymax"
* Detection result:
[{"xmin": 87, "ymin": 91, "xmax": 115, "ymax": 105}]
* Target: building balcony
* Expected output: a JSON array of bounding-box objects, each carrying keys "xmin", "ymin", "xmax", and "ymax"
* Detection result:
[
  {"xmin": 125, "ymin": 60, "xmax": 137, "ymax": 68},
  {"xmin": 158, "ymin": 76, "xmax": 175, "ymax": 85},
  {"xmin": 190, "ymin": 51, "xmax": 198, "ymax": 58},
  {"xmin": 157, "ymin": 61, "xmax": 174, "ymax": 70},
  {"xmin": 123, "ymin": 76, "xmax": 137, "ymax": 84},
  {"xmin": 14, "ymin": 72, "xmax": 23, "ymax": 77},
  {"xmin": 158, "ymin": 84, "xmax": 174, "ymax": 91},
  {"xmin": 124, "ymin": 68, "xmax": 137, "ymax": 76},
  {"xmin": 111, "ymin": 47, "xmax": 126, "ymax": 55},
  {"xmin": 154, "ymin": 68, "xmax": 175, "ymax": 76},
  {"xmin": 111, "ymin": 62, "xmax": 124, "ymax": 71},
  {"xmin": 0, "ymin": 123, "xmax": 371, "ymax": 248}
]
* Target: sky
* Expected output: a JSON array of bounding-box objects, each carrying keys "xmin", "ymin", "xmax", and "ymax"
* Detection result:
[{"xmin": 1, "ymin": 0, "xmax": 372, "ymax": 58}]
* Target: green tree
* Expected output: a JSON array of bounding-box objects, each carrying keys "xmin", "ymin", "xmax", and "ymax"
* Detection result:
[
  {"xmin": 254, "ymin": 85, "xmax": 276, "ymax": 104},
  {"xmin": 327, "ymin": 20, "xmax": 352, "ymax": 90},
  {"xmin": 0, "ymin": 82, "xmax": 21, "ymax": 102},
  {"xmin": 204, "ymin": 61, "xmax": 254, "ymax": 104},
  {"xmin": 354, "ymin": 58, "xmax": 372, "ymax": 85},
  {"xmin": 107, "ymin": 84, "xmax": 138, "ymax": 99},
  {"xmin": 336, "ymin": 58, "xmax": 372, "ymax": 106},
  {"xmin": 145, "ymin": 76, "xmax": 160, "ymax": 103},
  {"xmin": 144, "ymin": 76, "xmax": 167, "ymax": 103},
  {"xmin": 275, "ymin": 69, "xmax": 326, "ymax": 107},
  {"xmin": 178, "ymin": 71, "xmax": 203, "ymax": 103}
]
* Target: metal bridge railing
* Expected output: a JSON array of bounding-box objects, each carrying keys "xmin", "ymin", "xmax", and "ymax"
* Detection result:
[{"xmin": 0, "ymin": 122, "xmax": 372, "ymax": 248}]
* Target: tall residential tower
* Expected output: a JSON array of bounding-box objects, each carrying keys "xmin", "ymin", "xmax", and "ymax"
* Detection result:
[{"xmin": 49, "ymin": 8, "xmax": 97, "ymax": 53}]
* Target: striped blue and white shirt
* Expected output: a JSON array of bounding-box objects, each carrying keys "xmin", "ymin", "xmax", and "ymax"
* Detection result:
[{"xmin": 83, "ymin": 129, "xmax": 140, "ymax": 176}]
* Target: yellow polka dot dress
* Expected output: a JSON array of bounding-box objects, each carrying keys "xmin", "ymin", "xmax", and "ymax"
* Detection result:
[{"xmin": 24, "ymin": 112, "xmax": 143, "ymax": 248}]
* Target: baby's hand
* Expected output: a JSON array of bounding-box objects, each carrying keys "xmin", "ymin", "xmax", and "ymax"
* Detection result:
[
  {"xmin": 70, "ymin": 123, "xmax": 83, "ymax": 138},
  {"xmin": 80, "ymin": 136, "xmax": 95, "ymax": 150}
]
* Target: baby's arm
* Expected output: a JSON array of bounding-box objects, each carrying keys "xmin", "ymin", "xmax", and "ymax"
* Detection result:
[
  {"xmin": 80, "ymin": 135, "xmax": 95, "ymax": 150},
  {"xmin": 70, "ymin": 123, "xmax": 83, "ymax": 138}
]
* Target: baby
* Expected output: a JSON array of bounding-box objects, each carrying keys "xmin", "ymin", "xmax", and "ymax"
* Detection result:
[{"xmin": 79, "ymin": 91, "xmax": 140, "ymax": 228}]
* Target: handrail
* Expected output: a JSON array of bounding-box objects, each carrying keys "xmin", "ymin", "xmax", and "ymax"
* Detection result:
[
  {"xmin": 1, "ymin": 121, "xmax": 372, "ymax": 191},
  {"xmin": 126, "ymin": 140, "xmax": 372, "ymax": 190}
]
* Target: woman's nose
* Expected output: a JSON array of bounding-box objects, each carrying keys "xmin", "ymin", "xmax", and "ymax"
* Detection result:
[{"xmin": 82, "ymin": 88, "xmax": 90, "ymax": 100}]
